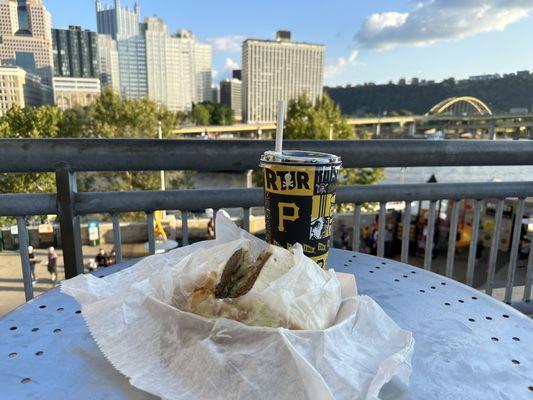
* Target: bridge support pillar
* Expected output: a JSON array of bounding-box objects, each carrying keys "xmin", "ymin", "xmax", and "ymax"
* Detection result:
[
  {"xmin": 373, "ymin": 123, "xmax": 381, "ymax": 138},
  {"xmin": 408, "ymin": 122, "xmax": 416, "ymax": 137},
  {"xmin": 489, "ymin": 121, "xmax": 496, "ymax": 141}
]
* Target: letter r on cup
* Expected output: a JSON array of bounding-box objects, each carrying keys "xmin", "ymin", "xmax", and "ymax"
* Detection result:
[{"xmin": 278, "ymin": 202, "xmax": 299, "ymax": 232}]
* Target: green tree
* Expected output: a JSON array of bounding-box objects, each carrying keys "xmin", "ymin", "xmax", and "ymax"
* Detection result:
[
  {"xmin": 190, "ymin": 102, "xmax": 235, "ymax": 126},
  {"xmin": 191, "ymin": 103, "xmax": 210, "ymax": 126},
  {"xmin": 284, "ymin": 93, "xmax": 352, "ymax": 140},
  {"xmin": 254, "ymin": 94, "xmax": 384, "ymax": 191},
  {"xmin": 1, "ymin": 88, "xmax": 188, "ymax": 198}
]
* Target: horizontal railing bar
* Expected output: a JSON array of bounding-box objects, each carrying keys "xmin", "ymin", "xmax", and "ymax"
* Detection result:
[
  {"xmin": 335, "ymin": 181, "xmax": 533, "ymax": 203},
  {"xmin": 71, "ymin": 181, "xmax": 533, "ymax": 214},
  {"xmin": 75, "ymin": 188, "xmax": 264, "ymax": 214},
  {"xmin": 1, "ymin": 139, "xmax": 533, "ymax": 172},
  {"xmin": 0, "ymin": 193, "xmax": 56, "ymax": 216},
  {"xmin": 3, "ymin": 181, "xmax": 533, "ymax": 217}
]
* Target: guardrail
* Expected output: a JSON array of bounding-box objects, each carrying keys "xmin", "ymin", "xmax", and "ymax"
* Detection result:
[{"xmin": 1, "ymin": 139, "xmax": 533, "ymax": 309}]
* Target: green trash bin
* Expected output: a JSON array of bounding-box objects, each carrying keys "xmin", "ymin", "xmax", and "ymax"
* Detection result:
[{"xmin": 10, "ymin": 225, "xmax": 19, "ymax": 250}]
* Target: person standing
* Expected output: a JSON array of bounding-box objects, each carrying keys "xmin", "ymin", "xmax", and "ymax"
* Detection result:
[
  {"xmin": 28, "ymin": 246, "xmax": 38, "ymax": 284},
  {"xmin": 95, "ymin": 248, "xmax": 108, "ymax": 268},
  {"xmin": 47, "ymin": 247, "xmax": 58, "ymax": 283}
]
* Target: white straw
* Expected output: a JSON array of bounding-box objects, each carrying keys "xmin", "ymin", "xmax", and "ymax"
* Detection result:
[{"xmin": 275, "ymin": 100, "xmax": 286, "ymax": 153}]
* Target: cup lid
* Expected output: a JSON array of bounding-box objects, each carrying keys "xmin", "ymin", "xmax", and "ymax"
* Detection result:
[{"xmin": 260, "ymin": 150, "xmax": 341, "ymax": 166}]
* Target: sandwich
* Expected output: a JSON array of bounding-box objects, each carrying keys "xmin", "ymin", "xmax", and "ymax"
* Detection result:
[{"xmin": 173, "ymin": 240, "xmax": 340, "ymax": 330}]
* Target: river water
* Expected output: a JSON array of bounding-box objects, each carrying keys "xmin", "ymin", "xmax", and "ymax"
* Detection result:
[{"xmin": 382, "ymin": 166, "xmax": 533, "ymax": 184}]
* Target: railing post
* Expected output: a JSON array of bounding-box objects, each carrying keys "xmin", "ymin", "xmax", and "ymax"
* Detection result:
[
  {"xmin": 146, "ymin": 212, "xmax": 156, "ymax": 255},
  {"xmin": 352, "ymin": 204, "xmax": 361, "ymax": 252},
  {"xmin": 112, "ymin": 213, "xmax": 122, "ymax": 263},
  {"xmin": 466, "ymin": 200, "xmax": 482, "ymax": 286},
  {"xmin": 505, "ymin": 199, "xmax": 525, "ymax": 303},
  {"xmin": 16, "ymin": 217, "xmax": 33, "ymax": 301},
  {"xmin": 55, "ymin": 163, "xmax": 84, "ymax": 279},
  {"xmin": 400, "ymin": 201, "xmax": 411, "ymax": 263},
  {"xmin": 424, "ymin": 201, "xmax": 437, "ymax": 270},
  {"xmin": 377, "ymin": 202, "xmax": 386, "ymax": 257},
  {"xmin": 486, "ymin": 200, "xmax": 504, "ymax": 296},
  {"xmin": 181, "ymin": 210, "xmax": 189, "ymax": 246},
  {"xmin": 445, "ymin": 200, "xmax": 460, "ymax": 278}
]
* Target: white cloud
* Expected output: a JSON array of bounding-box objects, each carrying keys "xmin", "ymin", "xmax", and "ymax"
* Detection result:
[
  {"xmin": 356, "ymin": 0, "xmax": 533, "ymax": 50},
  {"xmin": 348, "ymin": 49, "xmax": 359, "ymax": 63},
  {"xmin": 212, "ymin": 69, "xmax": 218, "ymax": 79},
  {"xmin": 325, "ymin": 57, "xmax": 347, "ymax": 78},
  {"xmin": 205, "ymin": 35, "xmax": 246, "ymax": 53},
  {"xmin": 224, "ymin": 57, "xmax": 239, "ymax": 71},
  {"xmin": 325, "ymin": 49, "xmax": 359, "ymax": 78}
]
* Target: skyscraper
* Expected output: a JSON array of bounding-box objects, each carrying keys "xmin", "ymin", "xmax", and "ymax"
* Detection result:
[
  {"xmin": 168, "ymin": 29, "xmax": 212, "ymax": 110},
  {"xmin": 144, "ymin": 16, "xmax": 168, "ymax": 107},
  {"xmin": 145, "ymin": 24, "xmax": 211, "ymax": 111},
  {"xmin": 97, "ymin": 34, "xmax": 120, "ymax": 92},
  {"xmin": 96, "ymin": 0, "xmax": 147, "ymax": 98},
  {"xmin": 194, "ymin": 42, "xmax": 212, "ymax": 103},
  {"xmin": 95, "ymin": 2, "xmax": 211, "ymax": 110},
  {"xmin": 52, "ymin": 26, "xmax": 99, "ymax": 78},
  {"xmin": 220, "ymin": 78, "xmax": 242, "ymax": 120},
  {"xmin": 0, "ymin": 0, "xmax": 53, "ymax": 85},
  {"xmin": 242, "ymin": 31, "xmax": 324, "ymax": 123}
]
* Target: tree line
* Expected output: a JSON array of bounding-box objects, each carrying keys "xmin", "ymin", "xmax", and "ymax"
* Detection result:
[{"xmin": 326, "ymin": 74, "xmax": 533, "ymax": 116}]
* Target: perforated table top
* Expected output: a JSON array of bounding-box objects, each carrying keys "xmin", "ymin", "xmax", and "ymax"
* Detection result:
[{"xmin": 1, "ymin": 249, "xmax": 532, "ymax": 399}]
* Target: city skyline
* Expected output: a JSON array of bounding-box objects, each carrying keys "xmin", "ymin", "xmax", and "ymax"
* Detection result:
[{"xmin": 43, "ymin": 0, "xmax": 533, "ymax": 86}]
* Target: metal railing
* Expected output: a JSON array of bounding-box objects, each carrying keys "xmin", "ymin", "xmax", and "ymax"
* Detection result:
[{"xmin": 1, "ymin": 139, "xmax": 533, "ymax": 308}]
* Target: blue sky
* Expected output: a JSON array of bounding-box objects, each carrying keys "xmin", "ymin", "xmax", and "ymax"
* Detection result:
[{"xmin": 44, "ymin": 0, "xmax": 533, "ymax": 86}]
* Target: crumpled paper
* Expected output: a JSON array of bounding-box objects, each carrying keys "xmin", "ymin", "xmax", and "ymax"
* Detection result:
[{"xmin": 62, "ymin": 211, "xmax": 415, "ymax": 400}]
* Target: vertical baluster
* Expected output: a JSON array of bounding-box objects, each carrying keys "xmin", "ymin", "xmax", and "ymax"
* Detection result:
[
  {"xmin": 16, "ymin": 217, "xmax": 33, "ymax": 301},
  {"xmin": 466, "ymin": 200, "xmax": 482, "ymax": 286},
  {"xmin": 352, "ymin": 204, "xmax": 361, "ymax": 252},
  {"xmin": 505, "ymin": 199, "xmax": 525, "ymax": 304},
  {"xmin": 400, "ymin": 201, "xmax": 411, "ymax": 263},
  {"xmin": 486, "ymin": 200, "xmax": 504, "ymax": 296},
  {"xmin": 147, "ymin": 212, "xmax": 155, "ymax": 255},
  {"xmin": 424, "ymin": 201, "xmax": 437, "ymax": 270},
  {"xmin": 523, "ymin": 236, "xmax": 533, "ymax": 302},
  {"xmin": 213, "ymin": 208, "xmax": 219, "ymax": 236},
  {"xmin": 377, "ymin": 202, "xmax": 386, "ymax": 258},
  {"xmin": 445, "ymin": 200, "xmax": 460, "ymax": 278},
  {"xmin": 243, "ymin": 208, "xmax": 250, "ymax": 232},
  {"xmin": 55, "ymin": 163, "xmax": 84, "ymax": 278},
  {"xmin": 112, "ymin": 213, "xmax": 122, "ymax": 264},
  {"xmin": 181, "ymin": 211, "xmax": 189, "ymax": 246}
]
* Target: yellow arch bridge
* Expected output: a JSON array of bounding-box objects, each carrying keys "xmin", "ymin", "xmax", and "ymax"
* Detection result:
[{"xmin": 426, "ymin": 96, "xmax": 493, "ymax": 116}]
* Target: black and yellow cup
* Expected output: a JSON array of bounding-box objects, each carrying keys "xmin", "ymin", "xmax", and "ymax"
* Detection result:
[{"xmin": 260, "ymin": 150, "xmax": 341, "ymax": 268}]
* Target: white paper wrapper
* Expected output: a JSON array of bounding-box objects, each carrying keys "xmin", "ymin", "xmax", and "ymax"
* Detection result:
[{"xmin": 62, "ymin": 212, "xmax": 414, "ymax": 400}]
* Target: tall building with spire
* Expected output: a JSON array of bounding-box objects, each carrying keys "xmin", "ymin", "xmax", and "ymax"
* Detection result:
[
  {"xmin": 0, "ymin": 0, "xmax": 53, "ymax": 85},
  {"xmin": 96, "ymin": 0, "xmax": 147, "ymax": 98}
]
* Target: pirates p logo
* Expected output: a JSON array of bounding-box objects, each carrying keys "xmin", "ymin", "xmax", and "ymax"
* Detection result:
[{"xmin": 278, "ymin": 202, "xmax": 299, "ymax": 232}]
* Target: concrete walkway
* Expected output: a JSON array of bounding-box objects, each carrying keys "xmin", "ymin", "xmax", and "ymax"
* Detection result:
[
  {"xmin": 0, "ymin": 244, "xmax": 529, "ymax": 317},
  {"xmin": 0, "ymin": 243, "xmax": 150, "ymax": 316}
]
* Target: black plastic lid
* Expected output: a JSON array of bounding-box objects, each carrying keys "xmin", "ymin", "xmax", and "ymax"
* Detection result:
[{"xmin": 260, "ymin": 150, "xmax": 341, "ymax": 167}]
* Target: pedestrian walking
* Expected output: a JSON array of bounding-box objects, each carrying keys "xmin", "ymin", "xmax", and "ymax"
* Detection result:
[{"xmin": 47, "ymin": 247, "xmax": 58, "ymax": 283}]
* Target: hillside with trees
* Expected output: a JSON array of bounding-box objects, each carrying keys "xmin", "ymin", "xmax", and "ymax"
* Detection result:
[{"xmin": 325, "ymin": 73, "xmax": 533, "ymax": 116}]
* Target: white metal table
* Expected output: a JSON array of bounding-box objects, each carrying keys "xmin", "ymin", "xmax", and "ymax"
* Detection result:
[{"xmin": 1, "ymin": 249, "xmax": 532, "ymax": 399}]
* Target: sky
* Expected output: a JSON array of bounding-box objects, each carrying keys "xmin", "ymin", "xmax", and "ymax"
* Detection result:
[{"xmin": 43, "ymin": 0, "xmax": 533, "ymax": 86}]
